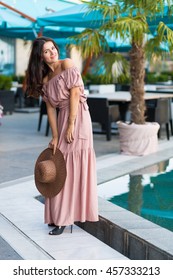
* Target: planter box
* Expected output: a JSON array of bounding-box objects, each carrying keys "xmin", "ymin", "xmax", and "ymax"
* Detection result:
[
  {"xmin": 89, "ymin": 84, "xmax": 115, "ymax": 94},
  {"xmin": 0, "ymin": 90, "xmax": 14, "ymax": 114},
  {"xmin": 117, "ymin": 121, "xmax": 160, "ymax": 156}
]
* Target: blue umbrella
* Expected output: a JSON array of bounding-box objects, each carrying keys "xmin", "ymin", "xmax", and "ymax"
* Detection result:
[
  {"xmin": 37, "ymin": 3, "xmax": 105, "ymax": 28},
  {"xmin": 0, "ymin": 0, "xmax": 79, "ymax": 20},
  {"xmin": 0, "ymin": 24, "xmax": 80, "ymax": 40},
  {"xmin": 0, "ymin": 0, "xmax": 80, "ymax": 39},
  {"xmin": 0, "ymin": 6, "xmax": 34, "ymax": 29}
]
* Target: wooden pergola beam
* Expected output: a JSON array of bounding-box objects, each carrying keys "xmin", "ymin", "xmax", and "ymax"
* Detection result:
[{"xmin": 0, "ymin": 1, "xmax": 36, "ymax": 22}]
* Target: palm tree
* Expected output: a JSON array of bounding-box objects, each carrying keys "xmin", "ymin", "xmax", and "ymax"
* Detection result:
[{"xmin": 70, "ymin": 0, "xmax": 173, "ymax": 124}]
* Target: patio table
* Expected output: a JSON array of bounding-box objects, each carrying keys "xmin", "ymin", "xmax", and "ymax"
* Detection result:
[{"xmin": 87, "ymin": 91, "xmax": 173, "ymax": 121}]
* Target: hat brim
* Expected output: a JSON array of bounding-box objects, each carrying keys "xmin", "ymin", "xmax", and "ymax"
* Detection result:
[{"xmin": 34, "ymin": 148, "xmax": 66, "ymax": 198}]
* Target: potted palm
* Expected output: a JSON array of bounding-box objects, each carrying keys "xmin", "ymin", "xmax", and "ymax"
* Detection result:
[
  {"xmin": 70, "ymin": 0, "xmax": 173, "ymax": 155},
  {"xmin": 0, "ymin": 75, "xmax": 14, "ymax": 114}
]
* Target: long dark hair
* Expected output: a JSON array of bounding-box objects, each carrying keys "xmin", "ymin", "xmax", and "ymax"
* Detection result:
[{"xmin": 25, "ymin": 36, "xmax": 60, "ymax": 98}]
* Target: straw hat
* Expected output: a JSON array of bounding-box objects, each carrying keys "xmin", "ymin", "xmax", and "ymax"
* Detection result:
[{"xmin": 34, "ymin": 148, "xmax": 66, "ymax": 198}]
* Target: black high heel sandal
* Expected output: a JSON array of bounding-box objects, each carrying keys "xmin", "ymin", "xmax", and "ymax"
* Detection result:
[
  {"xmin": 49, "ymin": 225, "xmax": 73, "ymax": 235},
  {"xmin": 48, "ymin": 223, "xmax": 56, "ymax": 227},
  {"xmin": 49, "ymin": 226, "xmax": 66, "ymax": 235}
]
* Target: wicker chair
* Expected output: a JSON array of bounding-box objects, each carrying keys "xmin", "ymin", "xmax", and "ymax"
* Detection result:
[
  {"xmin": 155, "ymin": 98, "xmax": 171, "ymax": 140},
  {"xmin": 146, "ymin": 98, "xmax": 172, "ymax": 140}
]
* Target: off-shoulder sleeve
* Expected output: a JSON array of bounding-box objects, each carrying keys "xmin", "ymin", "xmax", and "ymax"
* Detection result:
[{"xmin": 62, "ymin": 67, "xmax": 84, "ymax": 90}]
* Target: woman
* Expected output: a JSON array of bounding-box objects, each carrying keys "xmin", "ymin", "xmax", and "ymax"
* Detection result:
[{"xmin": 26, "ymin": 36, "xmax": 99, "ymax": 235}]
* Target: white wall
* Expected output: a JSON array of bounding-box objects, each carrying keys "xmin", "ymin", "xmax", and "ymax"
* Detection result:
[
  {"xmin": 15, "ymin": 39, "xmax": 32, "ymax": 76},
  {"xmin": 70, "ymin": 45, "xmax": 83, "ymax": 72}
]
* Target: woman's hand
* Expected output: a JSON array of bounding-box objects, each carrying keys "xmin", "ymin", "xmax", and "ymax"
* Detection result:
[
  {"xmin": 66, "ymin": 123, "xmax": 74, "ymax": 143},
  {"xmin": 49, "ymin": 136, "xmax": 58, "ymax": 155}
]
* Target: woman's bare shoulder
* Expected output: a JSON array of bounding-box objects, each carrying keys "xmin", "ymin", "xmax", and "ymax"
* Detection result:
[{"xmin": 61, "ymin": 58, "xmax": 74, "ymax": 70}]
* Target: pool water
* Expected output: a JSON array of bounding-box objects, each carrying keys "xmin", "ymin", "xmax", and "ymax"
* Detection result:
[{"xmin": 98, "ymin": 158, "xmax": 173, "ymax": 232}]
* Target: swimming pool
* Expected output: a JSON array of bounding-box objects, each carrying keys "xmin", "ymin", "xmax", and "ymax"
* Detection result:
[{"xmin": 98, "ymin": 158, "xmax": 173, "ymax": 232}]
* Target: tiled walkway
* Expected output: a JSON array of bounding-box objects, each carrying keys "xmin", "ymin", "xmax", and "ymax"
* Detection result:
[{"xmin": 0, "ymin": 176, "xmax": 127, "ymax": 260}]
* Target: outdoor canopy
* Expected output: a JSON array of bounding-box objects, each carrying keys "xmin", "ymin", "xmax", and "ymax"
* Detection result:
[
  {"xmin": 37, "ymin": 2, "xmax": 173, "ymax": 30},
  {"xmin": 37, "ymin": 4, "xmax": 105, "ymax": 28},
  {"xmin": 0, "ymin": 0, "xmax": 79, "ymax": 20},
  {"xmin": 0, "ymin": 0, "xmax": 81, "ymax": 39}
]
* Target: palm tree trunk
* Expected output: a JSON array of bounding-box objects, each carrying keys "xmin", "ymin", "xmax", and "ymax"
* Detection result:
[
  {"xmin": 82, "ymin": 55, "xmax": 92, "ymax": 76},
  {"xmin": 129, "ymin": 42, "xmax": 146, "ymax": 124}
]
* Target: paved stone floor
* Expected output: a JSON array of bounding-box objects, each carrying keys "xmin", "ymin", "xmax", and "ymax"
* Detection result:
[{"xmin": 0, "ymin": 235, "xmax": 22, "ymax": 260}]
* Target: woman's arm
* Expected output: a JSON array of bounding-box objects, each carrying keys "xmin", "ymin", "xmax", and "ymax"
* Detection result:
[
  {"xmin": 61, "ymin": 58, "xmax": 80, "ymax": 144},
  {"xmin": 66, "ymin": 87, "xmax": 80, "ymax": 143},
  {"xmin": 46, "ymin": 101, "xmax": 58, "ymax": 154}
]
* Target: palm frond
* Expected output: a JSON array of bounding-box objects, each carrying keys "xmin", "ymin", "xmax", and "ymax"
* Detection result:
[
  {"xmin": 94, "ymin": 52, "xmax": 130, "ymax": 84},
  {"xmin": 82, "ymin": 0, "xmax": 121, "ymax": 21},
  {"xmin": 106, "ymin": 16, "xmax": 148, "ymax": 45},
  {"xmin": 68, "ymin": 28, "xmax": 109, "ymax": 58},
  {"xmin": 157, "ymin": 21, "xmax": 173, "ymax": 50},
  {"xmin": 123, "ymin": 0, "xmax": 169, "ymax": 14},
  {"xmin": 145, "ymin": 36, "xmax": 168, "ymax": 61}
]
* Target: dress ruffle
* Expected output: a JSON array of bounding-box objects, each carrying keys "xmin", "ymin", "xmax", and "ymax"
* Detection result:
[{"xmin": 45, "ymin": 149, "xmax": 98, "ymax": 226}]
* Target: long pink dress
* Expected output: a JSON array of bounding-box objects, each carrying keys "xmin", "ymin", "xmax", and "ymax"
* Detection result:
[{"xmin": 42, "ymin": 66, "xmax": 99, "ymax": 226}]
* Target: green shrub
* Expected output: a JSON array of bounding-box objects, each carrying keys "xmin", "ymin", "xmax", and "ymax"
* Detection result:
[
  {"xmin": 157, "ymin": 74, "xmax": 169, "ymax": 82},
  {"xmin": 11, "ymin": 74, "xmax": 25, "ymax": 84},
  {"xmin": 146, "ymin": 72, "xmax": 173, "ymax": 83},
  {"xmin": 82, "ymin": 73, "xmax": 103, "ymax": 85},
  {"xmin": 159, "ymin": 72, "xmax": 172, "ymax": 81},
  {"xmin": 0, "ymin": 75, "xmax": 12, "ymax": 90},
  {"xmin": 145, "ymin": 73, "xmax": 158, "ymax": 83}
]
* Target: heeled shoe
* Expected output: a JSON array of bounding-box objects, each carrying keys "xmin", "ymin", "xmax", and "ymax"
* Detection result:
[
  {"xmin": 49, "ymin": 226, "xmax": 66, "ymax": 235},
  {"xmin": 48, "ymin": 223, "xmax": 56, "ymax": 227},
  {"xmin": 49, "ymin": 225, "xmax": 73, "ymax": 235}
]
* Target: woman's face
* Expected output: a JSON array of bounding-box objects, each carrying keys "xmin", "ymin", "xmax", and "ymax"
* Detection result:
[{"xmin": 42, "ymin": 41, "xmax": 59, "ymax": 64}]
